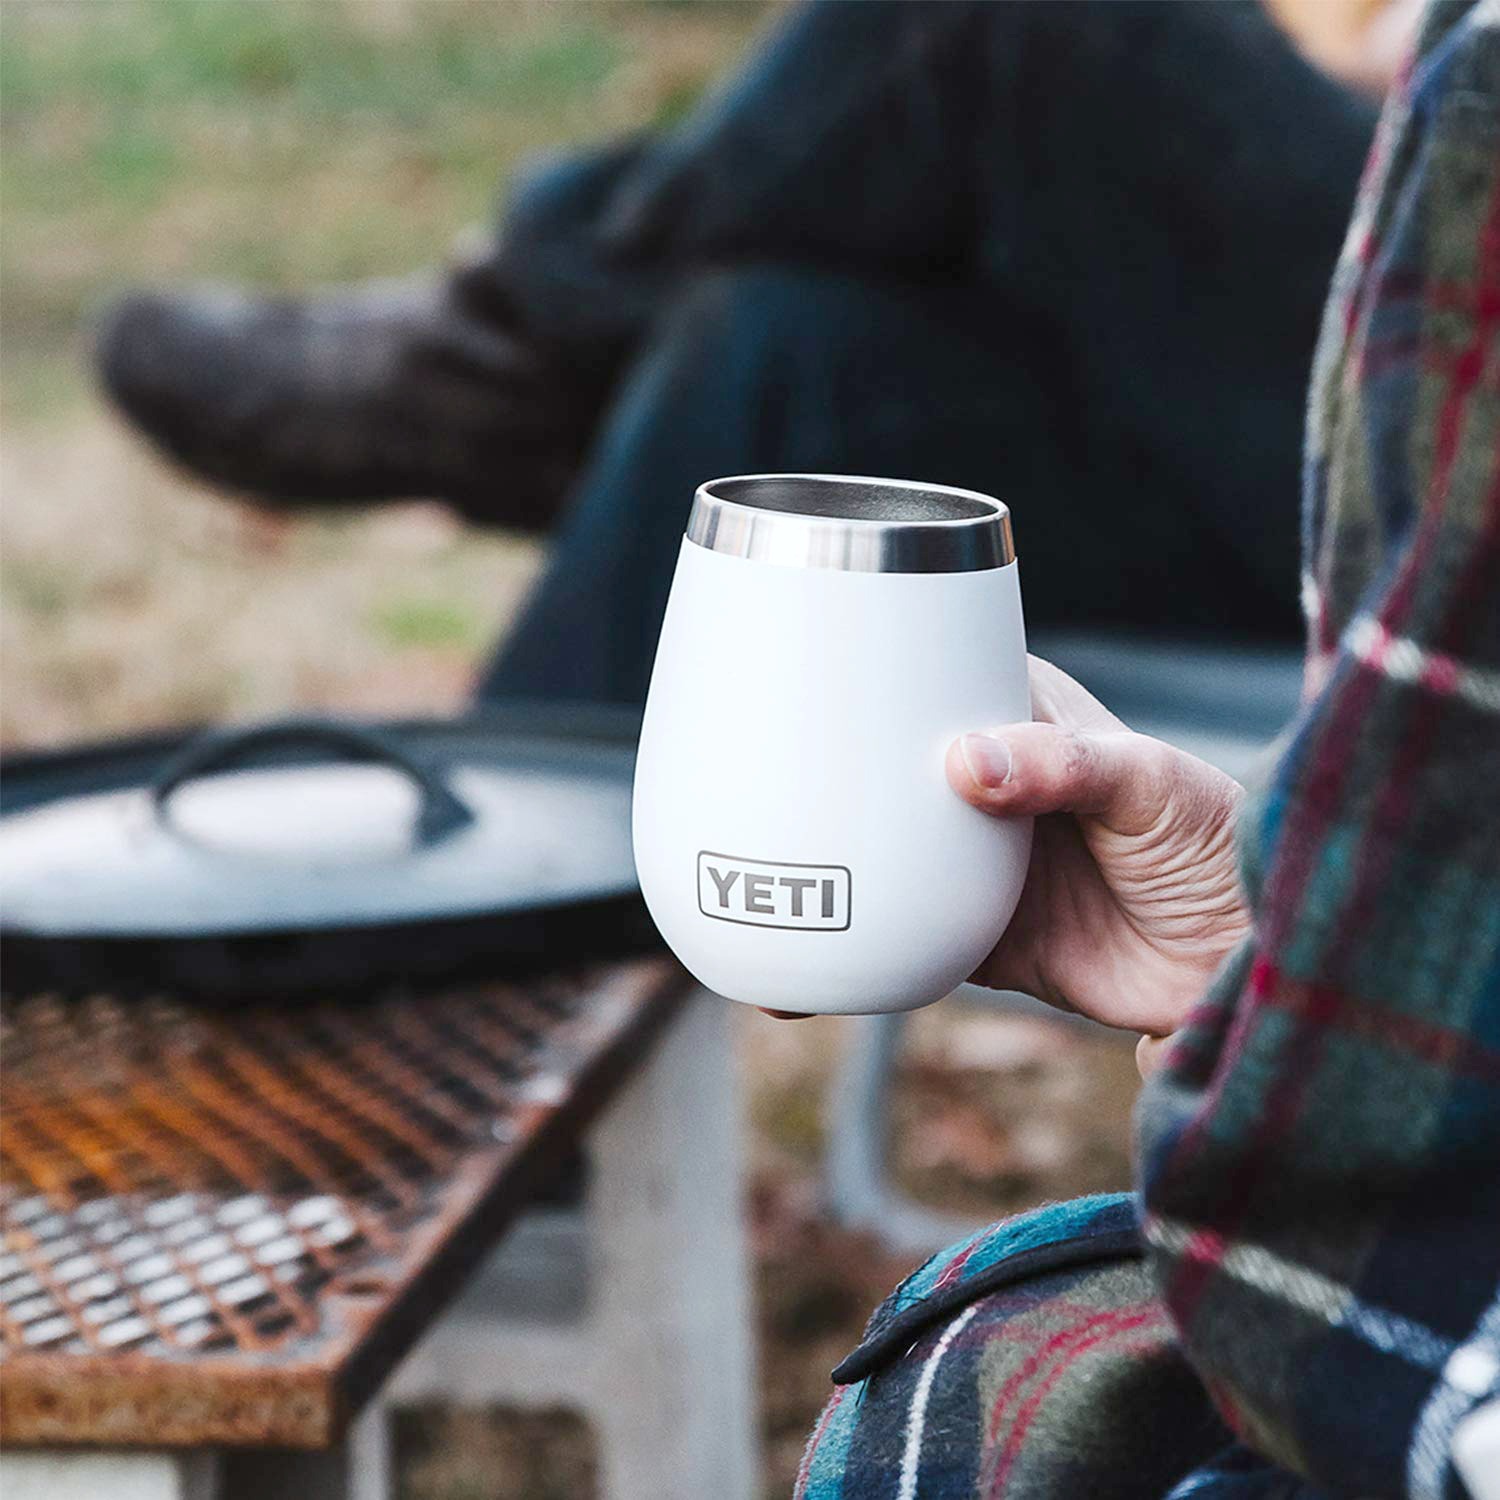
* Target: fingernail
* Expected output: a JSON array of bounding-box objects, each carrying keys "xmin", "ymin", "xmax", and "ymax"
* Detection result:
[{"xmin": 960, "ymin": 733, "xmax": 1013, "ymax": 788}]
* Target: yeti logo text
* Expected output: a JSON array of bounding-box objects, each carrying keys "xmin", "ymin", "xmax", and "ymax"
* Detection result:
[{"xmin": 697, "ymin": 853, "xmax": 851, "ymax": 931}]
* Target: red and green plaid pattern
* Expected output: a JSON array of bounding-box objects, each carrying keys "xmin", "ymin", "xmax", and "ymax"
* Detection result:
[
  {"xmin": 1139, "ymin": 2, "xmax": 1500, "ymax": 1495},
  {"xmin": 796, "ymin": 1196, "xmax": 1234, "ymax": 1500},
  {"xmin": 800, "ymin": 3, "xmax": 1499, "ymax": 1495}
]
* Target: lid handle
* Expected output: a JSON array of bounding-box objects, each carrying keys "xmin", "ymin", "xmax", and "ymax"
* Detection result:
[{"xmin": 151, "ymin": 717, "xmax": 476, "ymax": 846}]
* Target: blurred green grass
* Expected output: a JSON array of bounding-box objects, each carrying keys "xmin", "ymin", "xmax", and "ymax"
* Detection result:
[
  {"xmin": 0, "ymin": 0, "xmax": 764, "ymax": 743},
  {"xmin": 370, "ymin": 593, "xmax": 485, "ymax": 651},
  {"xmin": 0, "ymin": 0, "xmax": 765, "ymax": 419},
  {"xmin": 0, "ymin": 2, "xmax": 620, "ymax": 115}
]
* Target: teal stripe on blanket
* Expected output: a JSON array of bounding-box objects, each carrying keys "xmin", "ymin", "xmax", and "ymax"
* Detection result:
[
  {"xmin": 885, "ymin": 1193, "xmax": 1134, "ymax": 1319},
  {"xmin": 797, "ymin": 1379, "xmax": 863, "ymax": 1500}
]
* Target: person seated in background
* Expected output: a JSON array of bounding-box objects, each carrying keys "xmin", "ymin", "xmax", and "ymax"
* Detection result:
[
  {"xmin": 794, "ymin": 2, "xmax": 1499, "ymax": 1495},
  {"xmin": 96, "ymin": 0, "xmax": 1389, "ymax": 707}
]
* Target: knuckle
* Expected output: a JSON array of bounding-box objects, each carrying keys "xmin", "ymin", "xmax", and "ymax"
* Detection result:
[
  {"xmin": 1148, "ymin": 738, "xmax": 1185, "ymax": 789},
  {"xmin": 1058, "ymin": 728, "xmax": 1099, "ymax": 787}
]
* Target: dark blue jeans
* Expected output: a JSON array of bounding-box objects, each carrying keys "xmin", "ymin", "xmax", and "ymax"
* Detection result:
[{"xmin": 480, "ymin": 0, "xmax": 1376, "ymax": 707}]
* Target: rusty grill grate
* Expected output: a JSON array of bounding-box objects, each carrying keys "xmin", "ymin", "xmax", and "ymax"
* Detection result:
[{"xmin": 0, "ymin": 960, "xmax": 683, "ymax": 1446}]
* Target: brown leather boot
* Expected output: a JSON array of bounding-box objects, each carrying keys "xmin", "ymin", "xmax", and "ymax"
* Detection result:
[{"xmin": 94, "ymin": 252, "xmax": 604, "ymax": 532}]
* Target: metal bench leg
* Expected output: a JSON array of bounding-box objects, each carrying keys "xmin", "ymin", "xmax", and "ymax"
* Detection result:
[
  {"xmin": 0, "ymin": 1450, "xmax": 218, "ymax": 1500},
  {"xmin": 589, "ymin": 989, "xmax": 758, "ymax": 1500},
  {"xmin": 825, "ymin": 991, "xmax": 1115, "ymax": 1256},
  {"xmin": 825, "ymin": 1010, "xmax": 980, "ymax": 1254}
]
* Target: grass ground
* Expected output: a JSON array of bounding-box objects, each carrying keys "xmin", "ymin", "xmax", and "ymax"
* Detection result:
[
  {"xmin": 1, "ymin": 0, "xmax": 764, "ymax": 741},
  {"xmin": 0, "ymin": 6, "xmax": 1139, "ymax": 1495}
]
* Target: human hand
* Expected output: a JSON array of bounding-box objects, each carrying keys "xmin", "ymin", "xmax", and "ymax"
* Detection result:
[{"xmin": 947, "ymin": 657, "xmax": 1250, "ymax": 1076}]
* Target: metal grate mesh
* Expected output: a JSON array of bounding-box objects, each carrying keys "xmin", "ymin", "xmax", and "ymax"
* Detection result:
[{"xmin": 0, "ymin": 966, "xmax": 664, "ymax": 1383}]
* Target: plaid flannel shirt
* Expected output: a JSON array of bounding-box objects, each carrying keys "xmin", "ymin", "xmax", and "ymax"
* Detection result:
[
  {"xmin": 798, "ymin": 4, "xmax": 1500, "ymax": 1497},
  {"xmin": 1138, "ymin": 2, "xmax": 1500, "ymax": 1496}
]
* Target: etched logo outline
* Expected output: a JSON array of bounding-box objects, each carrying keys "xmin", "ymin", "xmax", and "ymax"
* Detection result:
[{"xmin": 696, "ymin": 850, "xmax": 852, "ymax": 932}]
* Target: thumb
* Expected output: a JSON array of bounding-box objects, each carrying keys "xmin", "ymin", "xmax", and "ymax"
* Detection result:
[{"xmin": 946, "ymin": 721, "xmax": 1175, "ymax": 837}]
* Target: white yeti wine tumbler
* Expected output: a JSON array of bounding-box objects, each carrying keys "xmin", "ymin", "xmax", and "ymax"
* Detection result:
[{"xmin": 632, "ymin": 474, "xmax": 1031, "ymax": 1014}]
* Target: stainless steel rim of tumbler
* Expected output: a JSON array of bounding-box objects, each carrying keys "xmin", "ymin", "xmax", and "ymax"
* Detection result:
[{"xmin": 685, "ymin": 474, "xmax": 1015, "ymax": 574}]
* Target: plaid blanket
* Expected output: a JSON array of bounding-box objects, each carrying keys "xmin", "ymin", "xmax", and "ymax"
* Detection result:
[
  {"xmin": 1138, "ymin": 1, "xmax": 1500, "ymax": 1495},
  {"xmin": 799, "ymin": 3, "xmax": 1500, "ymax": 1495},
  {"xmin": 797, "ymin": 1196, "xmax": 1236, "ymax": 1499}
]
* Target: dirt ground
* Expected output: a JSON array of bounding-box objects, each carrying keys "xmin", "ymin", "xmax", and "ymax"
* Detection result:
[{"xmin": 1, "ymin": 6, "xmax": 1142, "ymax": 1495}]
